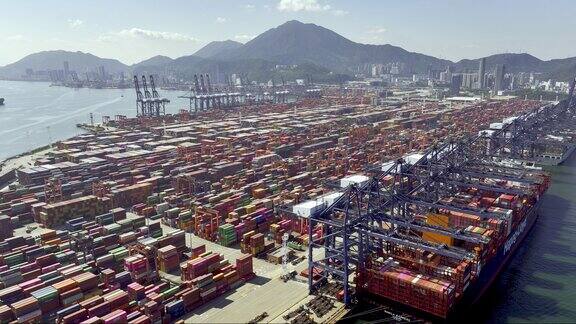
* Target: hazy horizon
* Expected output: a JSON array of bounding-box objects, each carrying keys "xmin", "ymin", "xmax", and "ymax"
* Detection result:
[{"xmin": 1, "ymin": 0, "xmax": 575, "ymax": 66}]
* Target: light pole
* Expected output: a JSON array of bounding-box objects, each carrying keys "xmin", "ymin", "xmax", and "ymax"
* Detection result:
[{"xmin": 46, "ymin": 126, "xmax": 53, "ymax": 148}]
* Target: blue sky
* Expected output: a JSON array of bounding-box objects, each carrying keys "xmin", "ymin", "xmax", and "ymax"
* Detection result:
[{"xmin": 1, "ymin": 0, "xmax": 575, "ymax": 65}]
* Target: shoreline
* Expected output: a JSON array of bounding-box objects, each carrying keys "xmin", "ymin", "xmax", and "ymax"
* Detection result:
[{"xmin": 0, "ymin": 144, "xmax": 51, "ymax": 166}]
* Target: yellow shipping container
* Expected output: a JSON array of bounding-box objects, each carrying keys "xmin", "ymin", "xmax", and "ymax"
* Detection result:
[
  {"xmin": 422, "ymin": 232, "xmax": 454, "ymax": 246},
  {"xmin": 423, "ymin": 213, "xmax": 453, "ymax": 245},
  {"xmin": 426, "ymin": 213, "xmax": 449, "ymax": 227},
  {"xmin": 245, "ymin": 204, "xmax": 256, "ymax": 214}
]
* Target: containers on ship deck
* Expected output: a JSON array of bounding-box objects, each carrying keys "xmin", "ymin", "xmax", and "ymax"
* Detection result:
[{"xmin": 360, "ymin": 261, "xmax": 456, "ymax": 318}]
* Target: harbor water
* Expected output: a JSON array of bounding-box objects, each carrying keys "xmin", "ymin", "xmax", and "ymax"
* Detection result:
[
  {"xmin": 0, "ymin": 80, "xmax": 188, "ymax": 161},
  {"xmin": 475, "ymin": 151, "xmax": 576, "ymax": 323},
  {"xmin": 1, "ymin": 80, "xmax": 575, "ymax": 322}
]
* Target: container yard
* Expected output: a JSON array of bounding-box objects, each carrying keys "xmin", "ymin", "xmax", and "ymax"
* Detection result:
[{"xmin": 0, "ymin": 88, "xmax": 575, "ymax": 323}]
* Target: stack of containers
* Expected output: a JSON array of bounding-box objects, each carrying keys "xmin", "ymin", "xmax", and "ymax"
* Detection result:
[
  {"xmin": 164, "ymin": 299, "xmax": 185, "ymax": 319},
  {"xmin": 66, "ymin": 217, "xmax": 85, "ymax": 231},
  {"xmin": 30, "ymin": 286, "xmax": 60, "ymax": 313},
  {"xmin": 110, "ymin": 183, "xmax": 153, "ymax": 208},
  {"xmin": 240, "ymin": 231, "xmax": 255, "ymax": 253},
  {"xmin": 110, "ymin": 246, "xmax": 129, "ymax": 263},
  {"xmin": 157, "ymin": 245, "xmax": 179, "ymax": 273},
  {"xmin": 102, "ymin": 289, "xmax": 129, "ymax": 312},
  {"xmin": 218, "ymin": 224, "xmax": 237, "ymax": 246},
  {"xmin": 148, "ymin": 223, "xmax": 163, "ymax": 238},
  {"xmin": 72, "ymin": 272, "xmax": 99, "ymax": 295},
  {"xmin": 110, "ymin": 207, "xmax": 127, "ymax": 221},
  {"xmin": 181, "ymin": 252, "xmax": 222, "ymax": 281},
  {"xmin": 82, "ymin": 296, "xmax": 106, "ymax": 319},
  {"xmin": 125, "ymin": 254, "xmax": 149, "ymax": 281},
  {"xmin": 39, "ymin": 195, "xmax": 106, "ymax": 228},
  {"xmin": 250, "ymin": 233, "xmax": 265, "ymax": 255},
  {"xmin": 178, "ymin": 210, "xmax": 193, "ymax": 231},
  {"xmin": 11, "ymin": 296, "xmax": 41, "ymax": 322},
  {"xmin": 119, "ymin": 231, "xmax": 137, "ymax": 245},
  {"xmin": 175, "ymin": 287, "xmax": 201, "ymax": 311},
  {"xmin": 0, "ymin": 215, "xmax": 13, "ymax": 240},
  {"xmin": 60, "ymin": 284, "xmax": 84, "ymax": 307},
  {"xmin": 235, "ymin": 254, "xmax": 254, "ymax": 280},
  {"xmin": 143, "ymin": 300, "xmax": 160, "ymax": 322},
  {"xmin": 190, "ymin": 245, "xmax": 206, "ymax": 259},
  {"xmin": 0, "ymin": 305, "xmax": 14, "ymax": 323},
  {"xmin": 101, "ymin": 309, "xmax": 128, "ymax": 322},
  {"xmin": 127, "ymin": 282, "xmax": 146, "ymax": 301},
  {"xmin": 96, "ymin": 213, "xmax": 114, "ymax": 226},
  {"xmin": 166, "ymin": 230, "xmax": 186, "ymax": 252},
  {"xmin": 192, "ymin": 273, "xmax": 221, "ymax": 301}
]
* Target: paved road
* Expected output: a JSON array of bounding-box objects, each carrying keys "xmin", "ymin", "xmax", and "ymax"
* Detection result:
[
  {"xmin": 0, "ymin": 147, "xmax": 53, "ymax": 176},
  {"xmin": 0, "ymin": 147, "xmax": 53, "ymax": 190}
]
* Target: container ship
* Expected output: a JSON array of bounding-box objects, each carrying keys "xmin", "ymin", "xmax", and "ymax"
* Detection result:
[{"xmin": 355, "ymin": 160, "xmax": 552, "ymax": 319}]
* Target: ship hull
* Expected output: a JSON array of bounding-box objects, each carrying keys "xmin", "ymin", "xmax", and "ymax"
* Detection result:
[
  {"xmin": 452, "ymin": 200, "xmax": 541, "ymax": 317},
  {"xmin": 536, "ymin": 144, "xmax": 576, "ymax": 166},
  {"xmin": 355, "ymin": 201, "xmax": 543, "ymax": 321}
]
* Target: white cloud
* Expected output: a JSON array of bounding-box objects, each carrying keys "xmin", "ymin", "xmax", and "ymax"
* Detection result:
[
  {"xmin": 234, "ymin": 34, "xmax": 255, "ymax": 42},
  {"xmin": 368, "ymin": 27, "xmax": 387, "ymax": 34},
  {"xmin": 5, "ymin": 35, "xmax": 24, "ymax": 41},
  {"xmin": 332, "ymin": 9, "xmax": 348, "ymax": 16},
  {"xmin": 242, "ymin": 4, "xmax": 255, "ymax": 9},
  {"xmin": 362, "ymin": 27, "xmax": 389, "ymax": 44},
  {"xmin": 103, "ymin": 28, "xmax": 198, "ymax": 42},
  {"xmin": 68, "ymin": 19, "xmax": 84, "ymax": 28},
  {"xmin": 277, "ymin": 0, "xmax": 331, "ymax": 12},
  {"xmin": 215, "ymin": 17, "xmax": 227, "ymax": 23}
]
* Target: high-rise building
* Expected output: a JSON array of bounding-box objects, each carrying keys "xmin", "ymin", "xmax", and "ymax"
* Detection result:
[
  {"xmin": 509, "ymin": 75, "xmax": 516, "ymax": 90},
  {"xmin": 440, "ymin": 71, "xmax": 448, "ymax": 82},
  {"xmin": 450, "ymin": 74, "xmax": 462, "ymax": 95},
  {"xmin": 63, "ymin": 61, "xmax": 70, "ymax": 77},
  {"xmin": 494, "ymin": 64, "xmax": 505, "ymax": 93},
  {"xmin": 478, "ymin": 58, "xmax": 486, "ymax": 89},
  {"xmin": 462, "ymin": 73, "xmax": 476, "ymax": 89},
  {"xmin": 446, "ymin": 66, "xmax": 453, "ymax": 82},
  {"xmin": 98, "ymin": 66, "xmax": 107, "ymax": 81}
]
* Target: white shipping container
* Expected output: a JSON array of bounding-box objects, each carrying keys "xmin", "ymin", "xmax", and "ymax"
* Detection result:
[
  {"xmin": 478, "ymin": 129, "xmax": 495, "ymax": 137},
  {"xmin": 340, "ymin": 174, "xmax": 370, "ymax": 188},
  {"xmin": 292, "ymin": 199, "xmax": 326, "ymax": 218},
  {"xmin": 404, "ymin": 153, "xmax": 424, "ymax": 165},
  {"xmin": 317, "ymin": 192, "xmax": 343, "ymax": 206},
  {"xmin": 489, "ymin": 122, "xmax": 503, "ymax": 130}
]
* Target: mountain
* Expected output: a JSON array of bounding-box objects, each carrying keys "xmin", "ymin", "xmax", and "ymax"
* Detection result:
[
  {"xmin": 132, "ymin": 55, "xmax": 173, "ymax": 68},
  {"xmin": 454, "ymin": 53, "xmax": 576, "ymax": 80},
  {"xmin": 193, "ymin": 40, "xmax": 243, "ymax": 58},
  {"xmin": 454, "ymin": 53, "xmax": 545, "ymax": 73},
  {"xmin": 133, "ymin": 54, "xmax": 349, "ymax": 84},
  {"xmin": 215, "ymin": 20, "xmax": 452, "ymax": 74},
  {"xmin": 1, "ymin": 21, "xmax": 576, "ymax": 82},
  {"xmin": 0, "ymin": 50, "xmax": 128, "ymax": 78}
]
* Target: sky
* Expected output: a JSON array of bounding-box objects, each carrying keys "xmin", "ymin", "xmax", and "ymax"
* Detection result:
[{"xmin": 1, "ymin": 0, "xmax": 575, "ymax": 66}]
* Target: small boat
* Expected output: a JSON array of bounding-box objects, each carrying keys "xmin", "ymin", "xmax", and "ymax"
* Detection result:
[{"xmin": 0, "ymin": 98, "xmax": 4, "ymax": 105}]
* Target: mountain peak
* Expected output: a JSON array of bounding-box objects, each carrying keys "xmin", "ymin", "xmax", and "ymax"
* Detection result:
[
  {"xmin": 133, "ymin": 55, "xmax": 173, "ymax": 67},
  {"xmin": 272, "ymin": 20, "xmax": 324, "ymax": 33},
  {"xmin": 280, "ymin": 20, "xmax": 306, "ymax": 26},
  {"xmin": 193, "ymin": 40, "xmax": 243, "ymax": 58}
]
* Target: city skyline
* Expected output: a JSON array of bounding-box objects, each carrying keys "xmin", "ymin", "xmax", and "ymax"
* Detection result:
[{"xmin": 1, "ymin": 0, "xmax": 576, "ymax": 66}]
